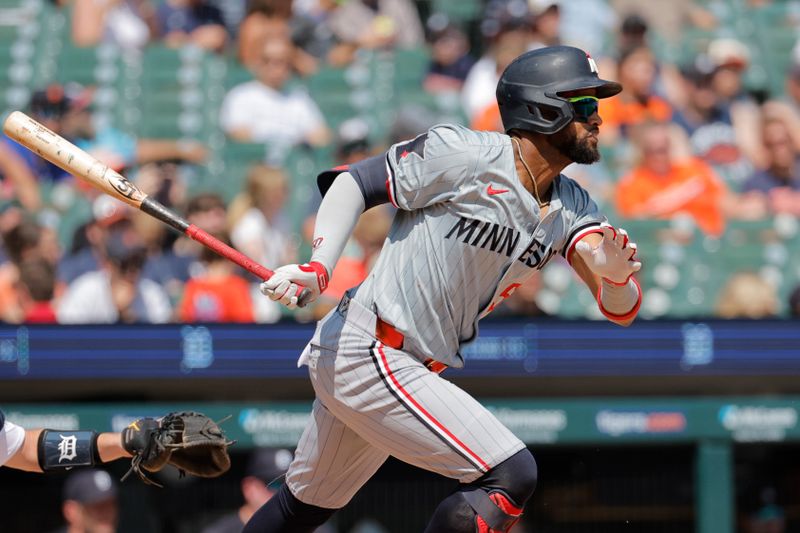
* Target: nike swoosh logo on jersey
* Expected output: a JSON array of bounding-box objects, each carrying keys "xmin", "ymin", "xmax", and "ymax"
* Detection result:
[{"xmin": 487, "ymin": 184, "xmax": 510, "ymax": 195}]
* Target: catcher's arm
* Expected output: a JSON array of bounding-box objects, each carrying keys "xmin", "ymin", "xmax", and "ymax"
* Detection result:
[{"xmin": 4, "ymin": 428, "xmax": 130, "ymax": 473}]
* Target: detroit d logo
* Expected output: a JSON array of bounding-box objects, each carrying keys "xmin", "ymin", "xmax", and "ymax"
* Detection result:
[{"xmin": 58, "ymin": 434, "xmax": 78, "ymax": 463}]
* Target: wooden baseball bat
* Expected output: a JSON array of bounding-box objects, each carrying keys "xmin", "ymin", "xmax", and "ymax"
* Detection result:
[{"xmin": 2, "ymin": 111, "xmax": 312, "ymax": 307}]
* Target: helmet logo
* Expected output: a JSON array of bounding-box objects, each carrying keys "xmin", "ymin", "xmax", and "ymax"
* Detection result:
[{"xmin": 586, "ymin": 53, "xmax": 598, "ymax": 74}]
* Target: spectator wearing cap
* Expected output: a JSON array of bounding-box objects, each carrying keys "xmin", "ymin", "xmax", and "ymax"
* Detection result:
[
  {"xmin": 599, "ymin": 45, "xmax": 673, "ymax": 144},
  {"xmin": 325, "ymin": 0, "xmax": 424, "ymax": 54},
  {"xmin": 202, "ymin": 448, "xmax": 333, "ymax": 533},
  {"xmin": 220, "ymin": 34, "xmax": 331, "ymax": 148},
  {"xmin": 238, "ymin": 0, "xmax": 320, "ymax": 76},
  {"xmin": 463, "ymin": 27, "xmax": 530, "ymax": 127},
  {"xmin": 57, "ymin": 221, "xmax": 171, "ymax": 323},
  {"xmin": 557, "ymin": 0, "xmax": 616, "ymax": 54},
  {"xmin": 617, "ymin": 13, "xmax": 648, "ymax": 52},
  {"xmin": 741, "ymin": 116, "xmax": 800, "ymax": 217},
  {"xmin": 290, "ymin": 0, "xmax": 353, "ymax": 70},
  {"xmin": 156, "ymin": 0, "xmax": 228, "ymax": 52},
  {"xmin": 61, "ymin": 87, "xmax": 207, "ymax": 174},
  {"xmin": 707, "ymin": 38, "xmax": 752, "ymax": 104},
  {"xmin": 58, "ymin": 196, "xmax": 134, "ymax": 285},
  {"xmin": 334, "ymin": 118, "xmax": 373, "ymax": 165},
  {"xmin": 54, "ymin": 469, "xmax": 119, "ymax": 533},
  {"xmin": 0, "ymin": 85, "xmax": 81, "ymax": 211},
  {"xmin": 124, "ymin": 162, "xmax": 195, "ymax": 305},
  {"xmin": 72, "ymin": 0, "xmax": 156, "ymax": 51},
  {"xmin": 178, "ymin": 231, "xmax": 256, "ymax": 323},
  {"xmin": 609, "ymin": 0, "xmax": 717, "ymax": 47},
  {"xmin": 60, "ymin": 170, "xmax": 187, "ymax": 295},
  {"xmin": 424, "ymin": 20, "xmax": 476, "ymax": 94},
  {"xmin": 462, "ymin": 1, "xmax": 533, "ymax": 121},
  {"xmin": 706, "ymin": 38, "xmax": 764, "ymax": 166},
  {"xmin": 527, "ymin": 0, "xmax": 562, "ymax": 50},
  {"xmin": 671, "ymin": 59, "xmax": 756, "ymax": 191}
]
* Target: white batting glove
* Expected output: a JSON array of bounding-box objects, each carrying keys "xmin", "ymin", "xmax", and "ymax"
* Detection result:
[
  {"xmin": 575, "ymin": 224, "xmax": 642, "ymax": 285},
  {"xmin": 260, "ymin": 261, "xmax": 329, "ymax": 309}
]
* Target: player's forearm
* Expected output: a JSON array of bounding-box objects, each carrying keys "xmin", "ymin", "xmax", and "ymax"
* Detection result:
[
  {"xmin": 5, "ymin": 429, "xmax": 43, "ymax": 472},
  {"xmin": 5, "ymin": 429, "xmax": 128, "ymax": 472},
  {"xmin": 98, "ymin": 432, "xmax": 131, "ymax": 462},
  {"xmin": 598, "ymin": 278, "xmax": 641, "ymax": 325},
  {"xmin": 310, "ymin": 172, "xmax": 366, "ymax": 273}
]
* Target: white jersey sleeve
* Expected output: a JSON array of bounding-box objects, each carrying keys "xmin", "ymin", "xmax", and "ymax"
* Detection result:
[
  {"xmin": 0, "ymin": 417, "xmax": 26, "ymax": 467},
  {"xmin": 559, "ymin": 175, "xmax": 608, "ymax": 262},
  {"xmin": 386, "ymin": 124, "xmax": 478, "ymax": 211}
]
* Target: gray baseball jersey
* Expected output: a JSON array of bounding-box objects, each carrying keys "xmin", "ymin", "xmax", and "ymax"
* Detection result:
[
  {"xmin": 284, "ymin": 124, "xmax": 607, "ymax": 509},
  {"xmin": 351, "ymin": 123, "xmax": 606, "ymax": 367}
]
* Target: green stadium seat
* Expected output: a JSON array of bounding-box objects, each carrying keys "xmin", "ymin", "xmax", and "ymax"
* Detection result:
[
  {"xmin": 431, "ymin": 0, "xmax": 481, "ymax": 22},
  {"xmin": 56, "ymin": 44, "xmax": 99, "ymax": 85}
]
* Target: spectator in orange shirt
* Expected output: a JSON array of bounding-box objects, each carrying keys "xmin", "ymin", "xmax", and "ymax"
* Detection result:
[
  {"xmin": 615, "ymin": 122, "xmax": 728, "ymax": 236},
  {"xmin": 179, "ymin": 233, "xmax": 255, "ymax": 323},
  {"xmin": 601, "ymin": 46, "xmax": 672, "ymax": 143}
]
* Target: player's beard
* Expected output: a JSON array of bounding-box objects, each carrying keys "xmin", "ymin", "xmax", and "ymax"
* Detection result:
[{"xmin": 549, "ymin": 126, "xmax": 601, "ymax": 164}]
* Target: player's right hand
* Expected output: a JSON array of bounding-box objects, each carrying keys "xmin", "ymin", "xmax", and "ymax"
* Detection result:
[{"xmin": 260, "ymin": 261, "xmax": 329, "ymax": 309}]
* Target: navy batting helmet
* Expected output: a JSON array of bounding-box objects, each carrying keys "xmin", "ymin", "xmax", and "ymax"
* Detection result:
[{"xmin": 496, "ymin": 46, "xmax": 622, "ymax": 134}]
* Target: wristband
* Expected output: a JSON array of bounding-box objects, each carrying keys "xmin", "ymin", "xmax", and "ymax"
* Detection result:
[
  {"xmin": 299, "ymin": 261, "xmax": 329, "ymax": 292},
  {"xmin": 602, "ymin": 274, "xmax": 634, "ymax": 287},
  {"xmin": 597, "ymin": 277, "xmax": 642, "ymax": 321},
  {"xmin": 38, "ymin": 430, "xmax": 101, "ymax": 471}
]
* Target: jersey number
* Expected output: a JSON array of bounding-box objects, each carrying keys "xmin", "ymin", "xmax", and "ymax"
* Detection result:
[{"xmin": 485, "ymin": 283, "xmax": 522, "ymax": 315}]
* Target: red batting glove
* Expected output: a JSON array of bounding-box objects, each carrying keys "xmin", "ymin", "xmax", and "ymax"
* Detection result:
[{"xmin": 260, "ymin": 261, "xmax": 329, "ymax": 309}]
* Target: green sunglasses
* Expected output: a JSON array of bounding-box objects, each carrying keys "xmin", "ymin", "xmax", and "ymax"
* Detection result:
[{"xmin": 567, "ymin": 96, "xmax": 599, "ymax": 122}]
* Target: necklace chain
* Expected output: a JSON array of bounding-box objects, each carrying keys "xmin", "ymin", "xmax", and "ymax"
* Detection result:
[{"xmin": 512, "ymin": 137, "xmax": 549, "ymax": 208}]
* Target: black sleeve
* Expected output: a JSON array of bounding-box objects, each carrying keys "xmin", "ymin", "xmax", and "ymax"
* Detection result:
[
  {"xmin": 0, "ymin": 409, "xmax": 4, "ymax": 431},
  {"xmin": 316, "ymin": 154, "xmax": 390, "ymax": 210}
]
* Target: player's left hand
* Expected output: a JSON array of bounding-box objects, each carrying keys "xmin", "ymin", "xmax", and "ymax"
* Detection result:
[
  {"xmin": 575, "ymin": 224, "xmax": 641, "ymax": 285},
  {"xmin": 122, "ymin": 412, "xmax": 233, "ymax": 487},
  {"xmin": 260, "ymin": 261, "xmax": 329, "ymax": 309}
]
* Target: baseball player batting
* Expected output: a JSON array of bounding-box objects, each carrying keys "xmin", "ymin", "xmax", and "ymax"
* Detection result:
[{"xmin": 248, "ymin": 46, "xmax": 643, "ymax": 532}]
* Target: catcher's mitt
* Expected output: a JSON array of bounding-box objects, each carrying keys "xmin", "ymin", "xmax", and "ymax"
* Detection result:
[{"xmin": 121, "ymin": 411, "xmax": 234, "ymax": 486}]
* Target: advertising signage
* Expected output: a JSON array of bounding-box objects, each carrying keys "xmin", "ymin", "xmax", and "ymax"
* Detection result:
[
  {"xmin": 4, "ymin": 397, "xmax": 800, "ymax": 447},
  {"xmin": 0, "ymin": 320, "xmax": 798, "ymax": 380}
]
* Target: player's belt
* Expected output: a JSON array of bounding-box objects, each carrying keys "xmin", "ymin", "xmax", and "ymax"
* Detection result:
[
  {"xmin": 339, "ymin": 294, "xmax": 448, "ymax": 374},
  {"xmin": 375, "ymin": 317, "xmax": 447, "ymax": 374}
]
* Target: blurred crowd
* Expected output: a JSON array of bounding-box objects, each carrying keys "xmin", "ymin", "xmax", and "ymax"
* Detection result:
[{"xmin": 1, "ymin": 0, "xmax": 800, "ymax": 324}]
